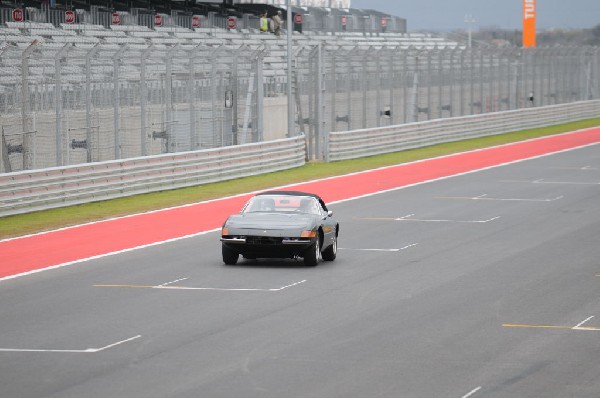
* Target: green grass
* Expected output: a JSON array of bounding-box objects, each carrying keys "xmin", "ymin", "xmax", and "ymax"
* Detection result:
[{"xmin": 1, "ymin": 118, "xmax": 598, "ymax": 239}]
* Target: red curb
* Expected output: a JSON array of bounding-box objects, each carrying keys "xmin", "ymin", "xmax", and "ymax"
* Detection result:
[{"xmin": 1, "ymin": 127, "xmax": 599, "ymax": 279}]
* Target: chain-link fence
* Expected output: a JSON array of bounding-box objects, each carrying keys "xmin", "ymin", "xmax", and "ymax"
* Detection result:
[
  {"xmin": 298, "ymin": 45, "xmax": 600, "ymax": 160},
  {"xmin": 0, "ymin": 42, "xmax": 263, "ymax": 172}
]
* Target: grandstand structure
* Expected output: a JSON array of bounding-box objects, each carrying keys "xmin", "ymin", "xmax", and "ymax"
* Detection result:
[
  {"xmin": 0, "ymin": 2, "xmax": 598, "ymax": 172},
  {"xmin": 0, "ymin": 2, "xmax": 407, "ymax": 34},
  {"xmin": 237, "ymin": 1, "xmax": 351, "ymax": 7}
]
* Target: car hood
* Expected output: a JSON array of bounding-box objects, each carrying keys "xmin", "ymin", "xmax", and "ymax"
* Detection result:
[{"xmin": 225, "ymin": 213, "xmax": 316, "ymax": 233}]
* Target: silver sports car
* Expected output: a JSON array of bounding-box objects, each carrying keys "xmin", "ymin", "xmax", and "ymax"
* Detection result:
[{"xmin": 220, "ymin": 191, "xmax": 339, "ymax": 266}]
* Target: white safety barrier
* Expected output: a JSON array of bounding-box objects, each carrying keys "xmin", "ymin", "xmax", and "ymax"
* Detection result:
[
  {"xmin": 1, "ymin": 101, "xmax": 598, "ymax": 217},
  {"xmin": 0, "ymin": 136, "xmax": 305, "ymax": 217},
  {"xmin": 327, "ymin": 101, "xmax": 600, "ymax": 161}
]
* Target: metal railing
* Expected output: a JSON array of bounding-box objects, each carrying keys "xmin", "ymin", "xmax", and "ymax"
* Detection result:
[
  {"xmin": 0, "ymin": 135, "xmax": 305, "ymax": 217},
  {"xmin": 0, "ymin": 101, "xmax": 598, "ymax": 217},
  {"xmin": 326, "ymin": 100, "xmax": 600, "ymax": 161}
]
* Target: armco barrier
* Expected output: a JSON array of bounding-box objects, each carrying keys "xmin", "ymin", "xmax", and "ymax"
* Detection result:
[
  {"xmin": 326, "ymin": 101, "xmax": 600, "ymax": 161},
  {"xmin": 1, "ymin": 101, "xmax": 598, "ymax": 217},
  {"xmin": 0, "ymin": 135, "xmax": 305, "ymax": 217}
]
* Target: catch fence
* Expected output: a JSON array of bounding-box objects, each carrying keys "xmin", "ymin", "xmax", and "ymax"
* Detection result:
[
  {"xmin": 298, "ymin": 45, "xmax": 600, "ymax": 160},
  {"xmin": 0, "ymin": 43, "xmax": 263, "ymax": 173},
  {"xmin": 2, "ymin": 42, "xmax": 599, "ymax": 172}
]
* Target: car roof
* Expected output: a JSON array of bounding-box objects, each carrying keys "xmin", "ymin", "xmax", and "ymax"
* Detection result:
[
  {"xmin": 257, "ymin": 190, "xmax": 321, "ymax": 199},
  {"xmin": 256, "ymin": 191, "xmax": 328, "ymax": 210}
]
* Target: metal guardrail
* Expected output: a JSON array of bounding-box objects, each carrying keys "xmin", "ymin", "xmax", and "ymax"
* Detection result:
[
  {"xmin": 1, "ymin": 100, "xmax": 598, "ymax": 217},
  {"xmin": 327, "ymin": 101, "xmax": 600, "ymax": 161},
  {"xmin": 0, "ymin": 135, "xmax": 305, "ymax": 217}
]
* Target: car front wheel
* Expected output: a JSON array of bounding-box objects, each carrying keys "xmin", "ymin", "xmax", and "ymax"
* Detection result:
[
  {"xmin": 322, "ymin": 235, "xmax": 337, "ymax": 261},
  {"xmin": 222, "ymin": 245, "xmax": 239, "ymax": 265},
  {"xmin": 303, "ymin": 239, "xmax": 320, "ymax": 267}
]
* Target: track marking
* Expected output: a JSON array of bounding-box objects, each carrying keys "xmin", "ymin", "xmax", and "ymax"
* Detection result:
[
  {"xmin": 573, "ymin": 316, "xmax": 595, "ymax": 330},
  {"xmin": 339, "ymin": 243, "xmax": 418, "ymax": 252},
  {"xmin": 95, "ymin": 279, "xmax": 307, "ymax": 292},
  {"xmin": 358, "ymin": 214, "xmax": 500, "ymax": 224},
  {"xmin": 158, "ymin": 277, "xmax": 189, "ymax": 287},
  {"xmin": 462, "ymin": 386, "xmax": 482, "ymax": 398},
  {"xmin": 503, "ymin": 316, "xmax": 600, "ymax": 332},
  {"xmin": 552, "ymin": 165, "xmax": 598, "ymax": 170},
  {"xmin": 0, "ymin": 335, "xmax": 141, "ymax": 354},
  {"xmin": 438, "ymin": 194, "xmax": 564, "ymax": 202},
  {"xmin": 275, "ymin": 280, "xmax": 307, "ymax": 291},
  {"xmin": 502, "ymin": 178, "xmax": 600, "ymax": 185},
  {"xmin": 503, "ymin": 324, "xmax": 574, "ymax": 330}
]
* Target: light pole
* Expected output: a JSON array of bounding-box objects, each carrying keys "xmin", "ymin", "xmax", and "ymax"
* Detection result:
[
  {"xmin": 286, "ymin": 0, "xmax": 294, "ymax": 137},
  {"xmin": 465, "ymin": 14, "xmax": 475, "ymax": 49}
]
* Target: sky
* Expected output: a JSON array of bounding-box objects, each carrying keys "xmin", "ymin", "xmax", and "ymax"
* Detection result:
[{"xmin": 350, "ymin": 0, "xmax": 600, "ymax": 31}]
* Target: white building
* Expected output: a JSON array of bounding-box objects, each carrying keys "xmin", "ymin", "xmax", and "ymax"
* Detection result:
[{"xmin": 236, "ymin": 0, "xmax": 351, "ymax": 8}]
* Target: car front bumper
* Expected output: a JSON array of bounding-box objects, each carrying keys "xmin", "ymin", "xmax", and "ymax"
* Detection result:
[{"xmin": 221, "ymin": 235, "xmax": 315, "ymax": 258}]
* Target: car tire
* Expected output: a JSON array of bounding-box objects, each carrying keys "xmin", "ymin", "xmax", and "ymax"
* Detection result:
[
  {"xmin": 303, "ymin": 239, "xmax": 320, "ymax": 267},
  {"xmin": 222, "ymin": 245, "xmax": 239, "ymax": 265},
  {"xmin": 322, "ymin": 235, "xmax": 337, "ymax": 261}
]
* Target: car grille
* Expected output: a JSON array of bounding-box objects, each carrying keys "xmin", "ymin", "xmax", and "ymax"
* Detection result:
[{"xmin": 246, "ymin": 236, "xmax": 283, "ymax": 245}]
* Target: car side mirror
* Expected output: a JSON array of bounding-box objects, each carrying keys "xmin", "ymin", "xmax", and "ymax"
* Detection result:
[{"xmin": 327, "ymin": 211, "xmax": 333, "ymax": 217}]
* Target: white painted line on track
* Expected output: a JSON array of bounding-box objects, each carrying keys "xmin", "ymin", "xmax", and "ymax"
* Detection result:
[
  {"xmin": 439, "ymin": 194, "xmax": 564, "ymax": 202},
  {"xmin": 358, "ymin": 215, "xmax": 500, "ymax": 223},
  {"xmin": 503, "ymin": 178, "xmax": 600, "ymax": 185},
  {"xmin": 339, "ymin": 248, "xmax": 401, "ymax": 252},
  {"xmin": 573, "ymin": 316, "xmax": 595, "ymax": 330},
  {"xmin": 159, "ymin": 277, "xmax": 189, "ymax": 287},
  {"xmin": 95, "ymin": 280, "xmax": 307, "ymax": 292},
  {"xmin": 553, "ymin": 165, "xmax": 598, "ymax": 170},
  {"xmin": 396, "ymin": 215, "xmax": 501, "ymax": 224},
  {"xmin": 339, "ymin": 243, "xmax": 418, "ymax": 252},
  {"xmin": 0, "ymin": 334, "xmax": 141, "ymax": 354},
  {"xmin": 461, "ymin": 386, "xmax": 482, "ymax": 398},
  {"xmin": 272, "ymin": 280, "xmax": 307, "ymax": 291},
  {"xmin": 533, "ymin": 178, "xmax": 600, "ymax": 185}
]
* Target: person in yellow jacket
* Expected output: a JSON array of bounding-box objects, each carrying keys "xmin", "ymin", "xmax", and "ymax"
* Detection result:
[{"xmin": 260, "ymin": 11, "xmax": 269, "ymax": 33}]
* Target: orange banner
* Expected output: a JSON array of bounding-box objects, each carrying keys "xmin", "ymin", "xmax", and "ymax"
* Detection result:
[{"xmin": 523, "ymin": 0, "xmax": 536, "ymax": 48}]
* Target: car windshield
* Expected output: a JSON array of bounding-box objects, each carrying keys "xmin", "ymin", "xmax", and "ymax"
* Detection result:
[{"xmin": 243, "ymin": 195, "xmax": 320, "ymax": 215}]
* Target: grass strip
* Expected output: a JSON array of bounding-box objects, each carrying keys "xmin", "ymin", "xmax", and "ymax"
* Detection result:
[{"xmin": 1, "ymin": 118, "xmax": 598, "ymax": 239}]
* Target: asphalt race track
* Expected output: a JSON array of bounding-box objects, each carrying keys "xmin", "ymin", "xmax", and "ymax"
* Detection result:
[{"xmin": 1, "ymin": 144, "xmax": 599, "ymax": 398}]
